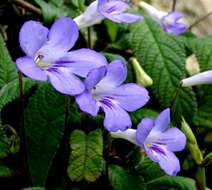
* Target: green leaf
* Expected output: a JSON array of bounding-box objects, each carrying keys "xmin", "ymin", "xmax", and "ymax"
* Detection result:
[
  {"xmin": 185, "ymin": 37, "xmax": 212, "ymax": 128},
  {"xmin": 0, "ymin": 34, "xmax": 17, "ymax": 88},
  {"xmin": 146, "ymin": 176, "xmax": 196, "ymax": 190},
  {"xmin": 35, "ymin": 0, "xmax": 77, "ymax": 23},
  {"xmin": 0, "ymin": 126, "xmax": 9, "ymax": 158},
  {"xmin": 135, "ymin": 157, "xmax": 165, "ymax": 182},
  {"xmin": 25, "ymin": 84, "xmax": 65, "ymax": 186},
  {"xmin": 22, "ymin": 187, "xmax": 46, "ymax": 190},
  {"xmin": 131, "ymin": 108, "xmax": 158, "ymax": 126},
  {"xmin": 0, "ymin": 124, "xmax": 20, "ymax": 158},
  {"xmin": 68, "ymin": 129, "xmax": 104, "ymax": 182},
  {"xmin": 0, "ymin": 164, "xmax": 15, "ymax": 177},
  {"xmin": 0, "ymin": 33, "xmax": 35, "ymax": 111},
  {"xmin": 109, "ymin": 164, "xmax": 146, "ymax": 190},
  {"xmin": 128, "ymin": 18, "xmax": 197, "ymax": 121}
]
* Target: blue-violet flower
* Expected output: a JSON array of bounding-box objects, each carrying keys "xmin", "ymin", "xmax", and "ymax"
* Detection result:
[
  {"xmin": 74, "ymin": 0, "xmax": 143, "ymax": 28},
  {"xmin": 139, "ymin": 2, "xmax": 187, "ymax": 35},
  {"xmin": 16, "ymin": 17, "xmax": 107, "ymax": 95},
  {"xmin": 111, "ymin": 108, "xmax": 186, "ymax": 176},
  {"xmin": 76, "ymin": 60, "xmax": 149, "ymax": 131}
]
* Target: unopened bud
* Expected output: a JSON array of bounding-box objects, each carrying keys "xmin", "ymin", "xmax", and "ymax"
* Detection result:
[
  {"xmin": 181, "ymin": 117, "xmax": 196, "ymax": 144},
  {"xmin": 185, "ymin": 54, "xmax": 200, "ymax": 76},
  {"xmin": 129, "ymin": 57, "xmax": 153, "ymax": 87}
]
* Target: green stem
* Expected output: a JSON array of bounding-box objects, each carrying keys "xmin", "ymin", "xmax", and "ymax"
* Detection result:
[
  {"xmin": 87, "ymin": 27, "xmax": 92, "ymax": 49},
  {"xmin": 18, "ymin": 72, "xmax": 32, "ymax": 185},
  {"xmin": 170, "ymin": 82, "xmax": 182, "ymax": 112},
  {"xmin": 196, "ymin": 167, "xmax": 206, "ymax": 190}
]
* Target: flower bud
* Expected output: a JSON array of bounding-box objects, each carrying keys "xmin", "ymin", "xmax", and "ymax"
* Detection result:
[
  {"xmin": 181, "ymin": 117, "xmax": 196, "ymax": 144},
  {"xmin": 185, "ymin": 54, "xmax": 200, "ymax": 76},
  {"xmin": 129, "ymin": 57, "xmax": 153, "ymax": 87}
]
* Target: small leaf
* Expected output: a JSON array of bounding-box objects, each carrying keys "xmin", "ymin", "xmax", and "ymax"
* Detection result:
[
  {"xmin": 0, "ymin": 164, "xmax": 15, "ymax": 177},
  {"xmin": 25, "ymin": 84, "xmax": 65, "ymax": 186},
  {"xmin": 109, "ymin": 164, "xmax": 146, "ymax": 190},
  {"xmin": 68, "ymin": 129, "xmax": 104, "ymax": 182}
]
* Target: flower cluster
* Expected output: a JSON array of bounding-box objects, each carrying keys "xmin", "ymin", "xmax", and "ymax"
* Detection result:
[{"xmin": 15, "ymin": 0, "xmax": 188, "ymax": 177}]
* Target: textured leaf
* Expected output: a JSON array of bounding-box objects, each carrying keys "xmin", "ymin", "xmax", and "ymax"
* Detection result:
[
  {"xmin": 35, "ymin": 0, "xmax": 77, "ymax": 23},
  {"xmin": 0, "ymin": 33, "xmax": 17, "ymax": 88},
  {"xmin": 186, "ymin": 37, "xmax": 212, "ymax": 128},
  {"xmin": 109, "ymin": 164, "xmax": 146, "ymax": 190},
  {"xmin": 0, "ymin": 124, "xmax": 20, "ymax": 158},
  {"xmin": 135, "ymin": 157, "xmax": 165, "ymax": 182},
  {"xmin": 22, "ymin": 187, "xmax": 46, "ymax": 190},
  {"xmin": 0, "ymin": 164, "xmax": 15, "ymax": 177},
  {"xmin": 68, "ymin": 129, "xmax": 104, "ymax": 182},
  {"xmin": 146, "ymin": 176, "xmax": 196, "ymax": 190},
  {"xmin": 0, "ymin": 126, "xmax": 9, "ymax": 158},
  {"xmin": 128, "ymin": 18, "xmax": 197, "ymax": 121},
  {"xmin": 0, "ymin": 33, "xmax": 35, "ymax": 111},
  {"xmin": 25, "ymin": 84, "xmax": 65, "ymax": 186}
]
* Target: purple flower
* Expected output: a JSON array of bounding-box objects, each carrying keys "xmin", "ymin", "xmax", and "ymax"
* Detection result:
[
  {"xmin": 111, "ymin": 108, "xmax": 186, "ymax": 176},
  {"xmin": 139, "ymin": 2, "xmax": 187, "ymax": 35},
  {"xmin": 76, "ymin": 60, "xmax": 149, "ymax": 132},
  {"xmin": 182, "ymin": 70, "xmax": 212, "ymax": 87},
  {"xmin": 74, "ymin": 0, "xmax": 143, "ymax": 28},
  {"xmin": 16, "ymin": 17, "xmax": 107, "ymax": 95}
]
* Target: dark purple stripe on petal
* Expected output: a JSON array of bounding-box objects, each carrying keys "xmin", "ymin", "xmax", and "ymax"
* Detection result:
[
  {"xmin": 151, "ymin": 145, "xmax": 166, "ymax": 156},
  {"xmin": 100, "ymin": 96, "xmax": 114, "ymax": 109},
  {"xmin": 54, "ymin": 60, "xmax": 75, "ymax": 67}
]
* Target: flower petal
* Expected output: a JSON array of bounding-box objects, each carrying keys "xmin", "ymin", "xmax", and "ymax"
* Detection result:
[
  {"xmin": 85, "ymin": 66, "xmax": 107, "ymax": 90},
  {"xmin": 76, "ymin": 90, "xmax": 100, "ymax": 116},
  {"xmin": 74, "ymin": 1, "xmax": 104, "ymax": 28},
  {"xmin": 98, "ymin": 60, "xmax": 127, "ymax": 88},
  {"xmin": 19, "ymin": 21, "xmax": 49, "ymax": 57},
  {"xmin": 145, "ymin": 145, "xmax": 180, "ymax": 176},
  {"xmin": 99, "ymin": 0, "xmax": 130, "ymax": 16},
  {"xmin": 101, "ymin": 103, "xmax": 132, "ymax": 132},
  {"xmin": 157, "ymin": 127, "xmax": 186, "ymax": 152},
  {"xmin": 37, "ymin": 17, "xmax": 79, "ymax": 62},
  {"xmin": 136, "ymin": 118, "xmax": 154, "ymax": 145},
  {"xmin": 107, "ymin": 13, "xmax": 143, "ymax": 23},
  {"xmin": 47, "ymin": 68, "xmax": 84, "ymax": 95},
  {"xmin": 16, "ymin": 56, "xmax": 47, "ymax": 81},
  {"xmin": 110, "ymin": 83, "xmax": 150, "ymax": 112},
  {"xmin": 60, "ymin": 48, "xmax": 108, "ymax": 77},
  {"xmin": 154, "ymin": 108, "xmax": 170, "ymax": 132},
  {"xmin": 165, "ymin": 11, "xmax": 184, "ymax": 23},
  {"xmin": 182, "ymin": 70, "xmax": 212, "ymax": 87}
]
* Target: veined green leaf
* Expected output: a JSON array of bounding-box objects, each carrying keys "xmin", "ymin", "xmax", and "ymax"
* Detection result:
[
  {"xmin": 128, "ymin": 18, "xmax": 197, "ymax": 121},
  {"xmin": 25, "ymin": 84, "xmax": 65, "ymax": 186},
  {"xmin": 68, "ymin": 129, "xmax": 104, "ymax": 182}
]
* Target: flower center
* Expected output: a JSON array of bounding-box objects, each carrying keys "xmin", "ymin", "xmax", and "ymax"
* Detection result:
[{"xmin": 34, "ymin": 54, "xmax": 51, "ymax": 69}]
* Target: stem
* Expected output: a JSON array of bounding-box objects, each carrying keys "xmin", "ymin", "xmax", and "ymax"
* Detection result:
[
  {"xmin": 87, "ymin": 27, "xmax": 92, "ymax": 49},
  {"xmin": 105, "ymin": 133, "xmax": 112, "ymax": 184},
  {"xmin": 196, "ymin": 167, "xmax": 206, "ymax": 190},
  {"xmin": 172, "ymin": 0, "xmax": 177, "ymax": 11},
  {"xmin": 18, "ymin": 72, "xmax": 31, "ymax": 185},
  {"xmin": 170, "ymin": 82, "xmax": 182, "ymax": 111},
  {"xmin": 189, "ymin": 11, "xmax": 212, "ymax": 31},
  {"xmin": 13, "ymin": 0, "xmax": 42, "ymax": 15}
]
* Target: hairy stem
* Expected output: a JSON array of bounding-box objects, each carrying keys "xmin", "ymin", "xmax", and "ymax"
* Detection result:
[
  {"xmin": 13, "ymin": 0, "xmax": 42, "ymax": 15},
  {"xmin": 196, "ymin": 167, "xmax": 206, "ymax": 190}
]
